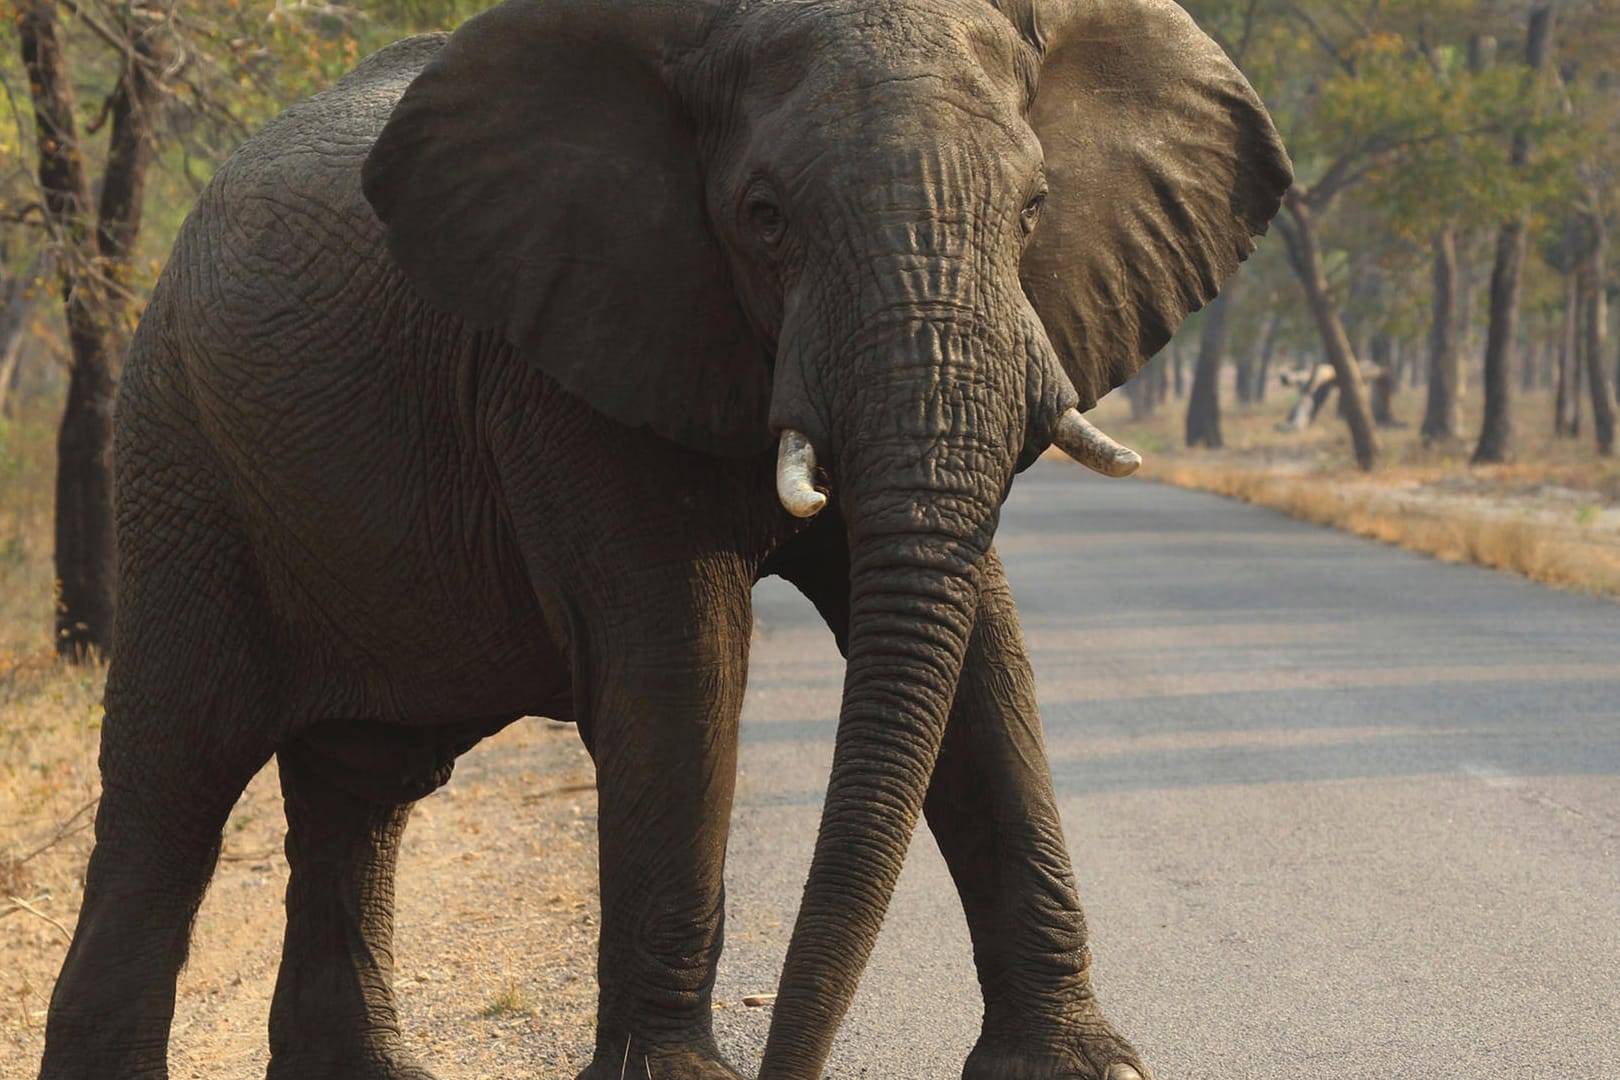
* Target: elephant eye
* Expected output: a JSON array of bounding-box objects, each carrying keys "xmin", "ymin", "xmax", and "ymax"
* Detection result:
[
  {"xmin": 1020, "ymin": 189, "xmax": 1047, "ymax": 235},
  {"xmin": 747, "ymin": 195, "xmax": 786, "ymax": 247}
]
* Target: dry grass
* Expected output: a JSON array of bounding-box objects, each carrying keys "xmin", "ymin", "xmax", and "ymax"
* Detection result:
[
  {"xmin": 0, "ymin": 655, "xmax": 106, "ymax": 1048},
  {"xmin": 480, "ymin": 980, "xmax": 536, "ymax": 1018},
  {"xmin": 1, "ymin": 401, "xmax": 106, "ymax": 909},
  {"xmin": 1147, "ymin": 457, "xmax": 1620, "ymax": 597},
  {"xmin": 1098, "ymin": 379, "xmax": 1620, "ymax": 601},
  {"xmin": 1, "ymin": 399, "xmax": 109, "ymax": 1051}
]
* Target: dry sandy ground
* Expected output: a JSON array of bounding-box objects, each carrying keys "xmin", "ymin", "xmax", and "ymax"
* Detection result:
[{"xmin": 2, "ymin": 708, "xmax": 606, "ymax": 1079}]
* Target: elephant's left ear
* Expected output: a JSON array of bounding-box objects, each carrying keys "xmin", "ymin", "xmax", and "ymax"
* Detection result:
[
  {"xmin": 998, "ymin": 0, "xmax": 1292, "ymax": 410},
  {"xmin": 362, "ymin": 0, "xmax": 772, "ymax": 456}
]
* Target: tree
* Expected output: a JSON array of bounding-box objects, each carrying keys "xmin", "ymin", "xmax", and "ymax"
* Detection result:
[
  {"xmin": 1185, "ymin": 0, "xmax": 1487, "ymax": 470},
  {"xmin": 1422, "ymin": 227, "xmax": 1463, "ymax": 441},
  {"xmin": 1185, "ymin": 286, "xmax": 1233, "ymax": 448},
  {"xmin": 1275, "ymin": 191, "xmax": 1380, "ymax": 468},
  {"xmin": 1573, "ymin": 200, "xmax": 1615, "ymax": 454},
  {"xmin": 1472, "ymin": 4, "xmax": 1556, "ymax": 465},
  {"xmin": 1553, "ymin": 261, "xmax": 1582, "ymax": 436},
  {"xmin": 15, "ymin": 0, "xmax": 168, "ymax": 658}
]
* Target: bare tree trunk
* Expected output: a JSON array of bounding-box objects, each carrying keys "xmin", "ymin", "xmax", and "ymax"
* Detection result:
[
  {"xmin": 1556, "ymin": 268, "xmax": 1582, "ymax": 435},
  {"xmin": 0, "ymin": 255, "xmax": 44, "ymax": 419},
  {"xmin": 1255, "ymin": 312, "xmax": 1280, "ymax": 403},
  {"xmin": 1185, "ymin": 286, "xmax": 1232, "ymax": 448},
  {"xmin": 1472, "ymin": 4, "xmax": 1554, "ymax": 465},
  {"xmin": 1173, "ymin": 344, "xmax": 1186, "ymax": 399},
  {"xmin": 1234, "ymin": 353, "xmax": 1255, "ymax": 404},
  {"xmin": 1279, "ymin": 193, "xmax": 1379, "ymax": 470},
  {"xmin": 19, "ymin": 1, "xmax": 166, "ymax": 658},
  {"xmin": 1472, "ymin": 220, "xmax": 1527, "ymax": 463},
  {"xmin": 1370, "ymin": 333, "xmax": 1397, "ymax": 426},
  {"xmin": 1578, "ymin": 211, "xmax": 1616, "ymax": 455},
  {"xmin": 1423, "ymin": 228, "xmax": 1463, "ymax": 442},
  {"xmin": 1126, "ymin": 358, "xmax": 1159, "ymax": 419}
]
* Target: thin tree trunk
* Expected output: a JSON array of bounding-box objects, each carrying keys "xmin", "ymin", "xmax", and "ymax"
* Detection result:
[
  {"xmin": 1234, "ymin": 353, "xmax": 1255, "ymax": 403},
  {"xmin": 0, "ymin": 255, "xmax": 43, "ymax": 419},
  {"xmin": 1520, "ymin": 338, "xmax": 1538, "ymax": 393},
  {"xmin": 1451, "ymin": 35, "xmax": 1495, "ymax": 405},
  {"xmin": 1578, "ymin": 212, "xmax": 1616, "ymax": 455},
  {"xmin": 1185, "ymin": 286, "xmax": 1232, "ymax": 448},
  {"xmin": 19, "ymin": 1, "xmax": 166, "ymax": 658},
  {"xmin": 1255, "ymin": 312, "xmax": 1280, "ymax": 403},
  {"xmin": 1370, "ymin": 333, "xmax": 1396, "ymax": 426},
  {"xmin": 1173, "ymin": 344, "xmax": 1186, "ymax": 399},
  {"xmin": 1556, "ymin": 268, "xmax": 1582, "ymax": 435},
  {"xmin": 1472, "ymin": 4, "xmax": 1554, "ymax": 465},
  {"xmin": 1423, "ymin": 228, "xmax": 1463, "ymax": 442},
  {"xmin": 0, "ymin": 338, "xmax": 24, "ymax": 420},
  {"xmin": 1279, "ymin": 193, "xmax": 1379, "ymax": 470},
  {"xmin": 1126, "ymin": 358, "xmax": 1158, "ymax": 419},
  {"xmin": 1472, "ymin": 220, "xmax": 1527, "ymax": 463}
]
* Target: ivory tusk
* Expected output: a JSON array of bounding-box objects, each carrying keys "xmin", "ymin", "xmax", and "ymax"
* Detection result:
[
  {"xmin": 1052, "ymin": 408, "xmax": 1142, "ymax": 478},
  {"xmin": 776, "ymin": 429, "xmax": 828, "ymax": 518}
]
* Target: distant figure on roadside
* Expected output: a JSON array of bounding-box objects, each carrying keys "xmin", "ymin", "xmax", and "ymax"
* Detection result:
[{"xmin": 1278, "ymin": 361, "xmax": 1399, "ymax": 431}]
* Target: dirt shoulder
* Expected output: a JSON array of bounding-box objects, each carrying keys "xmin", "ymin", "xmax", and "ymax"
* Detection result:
[{"xmin": 1, "ymin": 659, "xmax": 603, "ymax": 1079}]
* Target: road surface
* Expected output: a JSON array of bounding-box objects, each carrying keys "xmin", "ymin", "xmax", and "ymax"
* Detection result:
[{"xmin": 710, "ymin": 459, "xmax": 1620, "ymax": 1079}]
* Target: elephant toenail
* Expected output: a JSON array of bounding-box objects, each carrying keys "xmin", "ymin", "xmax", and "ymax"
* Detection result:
[{"xmin": 1104, "ymin": 1066, "xmax": 1143, "ymax": 1080}]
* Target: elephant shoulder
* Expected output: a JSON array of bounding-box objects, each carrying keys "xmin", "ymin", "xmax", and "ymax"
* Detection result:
[
  {"xmin": 208, "ymin": 33, "xmax": 450, "ymax": 216},
  {"xmin": 164, "ymin": 37, "xmax": 452, "ymax": 359},
  {"xmin": 335, "ymin": 33, "xmax": 449, "ymax": 91}
]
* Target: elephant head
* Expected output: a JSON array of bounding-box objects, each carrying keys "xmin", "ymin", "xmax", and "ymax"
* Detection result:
[{"xmin": 362, "ymin": 0, "xmax": 1289, "ymax": 1073}]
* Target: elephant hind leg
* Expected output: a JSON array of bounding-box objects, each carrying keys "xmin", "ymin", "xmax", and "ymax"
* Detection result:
[
  {"xmin": 38, "ymin": 739, "xmax": 273, "ymax": 1080},
  {"xmin": 266, "ymin": 734, "xmax": 442, "ymax": 1080},
  {"xmin": 39, "ymin": 462, "xmax": 284, "ymax": 1078}
]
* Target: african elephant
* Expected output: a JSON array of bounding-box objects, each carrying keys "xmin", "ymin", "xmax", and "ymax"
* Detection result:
[{"xmin": 38, "ymin": 0, "xmax": 1288, "ymax": 1077}]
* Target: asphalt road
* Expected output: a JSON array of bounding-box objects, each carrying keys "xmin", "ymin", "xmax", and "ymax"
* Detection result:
[{"xmin": 710, "ymin": 459, "xmax": 1620, "ymax": 1079}]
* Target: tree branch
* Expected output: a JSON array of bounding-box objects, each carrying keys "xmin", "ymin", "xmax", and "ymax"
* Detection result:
[{"xmin": 1285, "ymin": 2, "xmax": 1356, "ymax": 74}]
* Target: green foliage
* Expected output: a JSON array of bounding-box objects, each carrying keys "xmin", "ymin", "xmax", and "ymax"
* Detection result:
[
  {"xmin": 2, "ymin": 0, "xmax": 486, "ymax": 316},
  {"xmin": 1182, "ymin": 0, "xmax": 1618, "ymax": 346}
]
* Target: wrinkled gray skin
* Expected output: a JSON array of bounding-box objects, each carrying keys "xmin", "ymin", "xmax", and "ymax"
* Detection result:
[{"xmin": 38, "ymin": 1, "xmax": 1288, "ymax": 1078}]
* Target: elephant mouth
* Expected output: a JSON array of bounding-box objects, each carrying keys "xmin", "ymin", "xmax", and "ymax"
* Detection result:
[{"xmin": 772, "ymin": 409, "xmax": 1138, "ymax": 518}]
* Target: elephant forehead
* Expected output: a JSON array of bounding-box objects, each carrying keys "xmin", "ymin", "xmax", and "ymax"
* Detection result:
[{"xmin": 724, "ymin": 0, "xmax": 1036, "ymax": 113}]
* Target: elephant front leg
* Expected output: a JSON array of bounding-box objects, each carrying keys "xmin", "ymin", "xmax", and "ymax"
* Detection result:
[
  {"xmin": 925, "ymin": 553, "xmax": 1152, "ymax": 1080},
  {"xmin": 575, "ymin": 621, "xmax": 750, "ymax": 1080}
]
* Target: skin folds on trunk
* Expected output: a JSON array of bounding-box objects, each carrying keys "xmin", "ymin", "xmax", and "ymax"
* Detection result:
[{"xmin": 760, "ymin": 540, "xmax": 984, "ymax": 1077}]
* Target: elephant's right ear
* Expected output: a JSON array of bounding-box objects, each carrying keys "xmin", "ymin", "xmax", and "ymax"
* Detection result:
[{"xmin": 363, "ymin": 0, "xmax": 772, "ymax": 456}]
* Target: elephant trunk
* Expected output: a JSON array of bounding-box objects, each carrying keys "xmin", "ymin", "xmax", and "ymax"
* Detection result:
[
  {"xmin": 760, "ymin": 530, "xmax": 985, "ymax": 1077},
  {"xmin": 760, "ymin": 341, "xmax": 1013, "ymax": 1075}
]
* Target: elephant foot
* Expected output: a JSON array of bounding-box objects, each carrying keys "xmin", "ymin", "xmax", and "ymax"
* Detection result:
[
  {"xmin": 963, "ymin": 1011, "xmax": 1152, "ymax": 1080},
  {"xmin": 266, "ymin": 1038, "xmax": 440, "ymax": 1080},
  {"xmin": 576, "ymin": 1037, "xmax": 745, "ymax": 1080}
]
